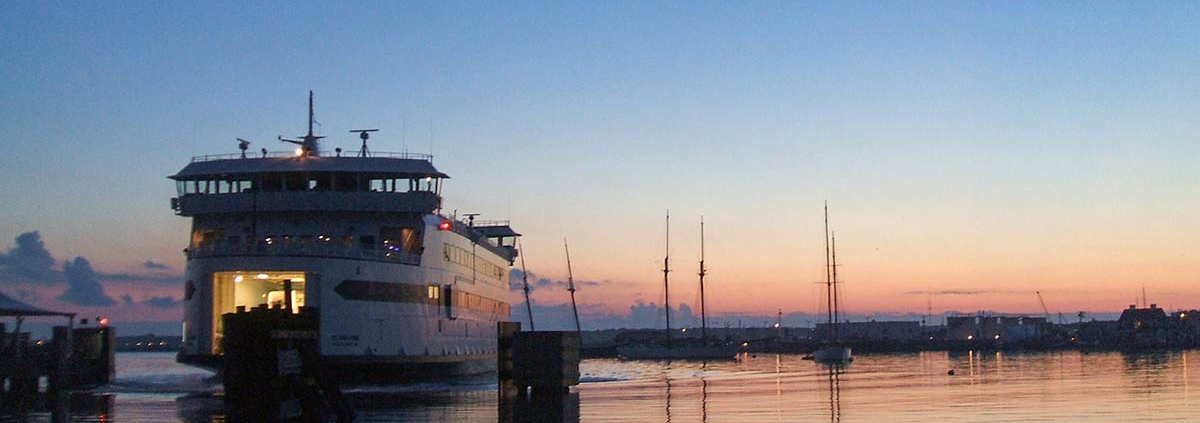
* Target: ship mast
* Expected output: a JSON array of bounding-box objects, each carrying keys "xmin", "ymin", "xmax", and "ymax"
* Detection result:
[
  {"xmin": 664, "ymin": 210, "xmax": 672, "ymax": 342},
  {"xmin": 831, "ymin": 231, "xmax": 841, "ymax": 341},
  {"xmin": 824, "ymin": 202, "xmax": 833, "ymax": 339},
  {"xmin": 699, "ymin": 216, "xmax": 708, "ymax": 341},
  {"xmin": 278, "ymin": 91, "xmax": 325, "ymax": 156},
  {"xmin": 517, "ymin": 238, "xmax": 535, "ymax": 331},
  {"xmin": 565, "ymin": 238, "xmax": 581, "ymax": 334}
]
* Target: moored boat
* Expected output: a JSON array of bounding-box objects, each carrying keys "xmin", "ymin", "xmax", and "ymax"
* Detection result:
[{"xmin": 813, "ymin": 203, "xmax": 852, "ymax": 365}]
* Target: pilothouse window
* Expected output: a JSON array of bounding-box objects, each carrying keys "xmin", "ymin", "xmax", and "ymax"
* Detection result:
[
  {"xmin": 412, "ymin": 177, "xmax": 437, "ymax": 192},
  {"xmin": 191, "ymin": 229, "xmax": 223, "ymax": 249},
  {"xmin": 381, "ymin": 227, "xmax": 422, "ymax": 254},
  {"xmin": 284, "ymin": 173, "xmax": 306, "ymax": 191}
]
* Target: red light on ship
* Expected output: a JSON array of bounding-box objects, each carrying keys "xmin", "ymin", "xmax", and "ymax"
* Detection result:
[
  {"xmin": 99, "ymin": 317, "xmax": 109, "ymax": 326},
  {"xmin": 439, "ymin": 221, "xmax": 452, "ymax": 231}
]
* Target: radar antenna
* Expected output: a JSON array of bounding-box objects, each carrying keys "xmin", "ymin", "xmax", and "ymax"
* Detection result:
[
  {"xmin": 463, "ymin": 213, "xmax": 480, "ymax": 227},
  {"xmin": 278, "ymin": 90, "xmax": 325, "ymax": 156},
  {"xmin": 350, "ymin": 129, "xmax": 379, "ymax": 157},
  {"xmin": 236, "ymin": 138, "xmax": 251, "ymax": 158}
]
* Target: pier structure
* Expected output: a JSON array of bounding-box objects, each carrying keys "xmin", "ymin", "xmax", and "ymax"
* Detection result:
[{"xmin": 1, "ymin": 292, "xmax": 115, "ymax": 411}]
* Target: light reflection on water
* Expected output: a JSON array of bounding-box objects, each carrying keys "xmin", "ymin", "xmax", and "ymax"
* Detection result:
[
  {"xmin": 577, "ymin": 350, "xmax": 1198, "ymax": 422},
  {"xmin": 4, "ymin": 350, "xmax": 1198, "ymax": 422}
]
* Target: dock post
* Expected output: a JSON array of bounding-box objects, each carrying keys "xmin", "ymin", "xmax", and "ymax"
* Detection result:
[
  {"xmin": 497, "ymin": 321, "xmax": 522, "ymax": 423},
  {"xmin": 222, "ymin": 306, "xmax": 352, "ymax": 422},
  {"xmin": 498, "ymin": 321, "xmax": 521, "ymax": 390},
  {"xmin": 0, "ymin": 322, "xmax": 6, "ymax": 393},
  {"xmin": 70, "ymin": 326, "xmax": 115, "ymax": 387},
  {"xmin": 513, "ymin": 331, "xmax": 580, "ymax": 395},
  {"xmin": 505, "ymin": 330, "xmax": 580, "ymax": 423},
  {"xmin": 48, "ymin": 326, "xmax": 72, "ymax": 398}
]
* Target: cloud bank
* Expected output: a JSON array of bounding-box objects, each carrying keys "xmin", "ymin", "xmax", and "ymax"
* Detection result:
[{"xmin": 0, "ymin": 231, "xmax": 181, "ymax": 310}]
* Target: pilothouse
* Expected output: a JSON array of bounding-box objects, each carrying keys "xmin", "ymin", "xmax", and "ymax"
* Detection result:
[{"xmin": 170, "ymin": 92, "xmax": 519, "ymax": 381}]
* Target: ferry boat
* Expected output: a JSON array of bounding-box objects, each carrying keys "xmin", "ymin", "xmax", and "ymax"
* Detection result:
[{"xmin": 170, "ymin": 92, "xmax": 519, "ymax": 382}]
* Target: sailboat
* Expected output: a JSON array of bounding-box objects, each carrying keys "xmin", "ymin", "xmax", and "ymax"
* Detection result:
[
  {"xmin": 812, "ymin": 203, "xmax": 853, "ymax": 364},
  {"xmin": 616, "ymin": 213, "xmax": 740, "ymax": 360}
]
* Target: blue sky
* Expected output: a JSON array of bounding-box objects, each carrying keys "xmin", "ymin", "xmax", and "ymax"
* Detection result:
[{"xmin": 2, "ymin": 1, "xmax": 1199, "ymax": 326}]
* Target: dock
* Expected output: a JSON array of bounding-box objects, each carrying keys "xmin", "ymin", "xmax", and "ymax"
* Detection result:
[{"xmin": 1, "ymin": 292, "xmax": 116, "ymax": 414}]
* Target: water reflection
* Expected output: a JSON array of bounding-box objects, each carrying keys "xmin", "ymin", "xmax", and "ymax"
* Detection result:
[
  {"xmin": 0, "ymin": 392, "xmax": 114, "ymax": 423},
  {"xmin": 174, "ymin": 394, "xmax": 224, "ymax": 423},
  {"xmin": 1122, "ymin": 350, "xmax": 1173, "ymax": 370},
  {"xmin": 775, "ymin": 354, "xmax": 782, "ymax": 421},
  {"xmin": 499, "ymin": 391, "xmax": 580, "ymax": 423},
  {"xmin": 825, "ymin": 364, "xmax": 845, "ymax": 423},
  {"xmin": 1122, "ymin": 351, "xmax": 1177, "ymax": 394},
  {"xmin": 699, "ymin": 362, "xmax": 708, "ymax": 423},
  {"xmin": 664, "ymin": 363, "xmax": 672, "ymax": 423},
  {"xmin": 16, "ymin": 351, "xmax": 1200, "ymax": 422}
]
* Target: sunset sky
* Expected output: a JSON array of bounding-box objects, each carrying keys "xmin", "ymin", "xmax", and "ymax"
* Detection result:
[{"xmin": 2, "ymin": 1, "xmax": 1198, "ymax": 330}]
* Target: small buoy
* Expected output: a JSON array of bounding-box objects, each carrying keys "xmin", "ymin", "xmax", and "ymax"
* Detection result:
[{"xmin": 947, "ymin": 369, "xmax": 956, "ymax": 376}]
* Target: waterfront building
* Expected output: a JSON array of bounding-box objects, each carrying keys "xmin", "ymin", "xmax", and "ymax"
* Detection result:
[
  {"xmin": 945, "ymin": 315, "xmax": 1048, "ymax": 342},
  {"xmin": 815, "ymin": 321, "xmax": 923, "ymax": 342}
]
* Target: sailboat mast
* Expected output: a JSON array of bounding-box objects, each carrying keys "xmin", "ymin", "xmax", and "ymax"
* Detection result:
[
  {"xmin": 517, "ymin": 238, "xmax": 535, "ymax": 331},
  {"xmin": 699, "ymin": 216, "xmax": 708, "ymax": 341},
  {"xmin": 565, "ymin": 238, "xmax": 581, "ymax": 334},
  {"xmin": 664, "ymin": 210, "xmax": 672, "ymax": 341},
  {"xmin": 823, "ymin": 202, "xmax": 833, "ymax": 336},
  {"xmin": 831, "ymin": 231, "xmax": 841, "ymax": 341}
]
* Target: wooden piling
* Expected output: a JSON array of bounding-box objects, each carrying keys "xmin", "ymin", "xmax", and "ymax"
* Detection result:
[
  {"xmin": 48, "ymin": 326, "xmax": 72, "ymax": 398},
  {"xmin": 70, "ymin": 326, "xmax": 115, "ymax": 387},
  {"xmin": 513, "ymin": 331, "xmax": 580, "ymax": 395},
  {"xmin": 498, "ymin": 323, "xmax": 581, "ymax": 423},
  {"xmin": 222, "ymin": 306, "xmax": 353, "ymax": 422}
]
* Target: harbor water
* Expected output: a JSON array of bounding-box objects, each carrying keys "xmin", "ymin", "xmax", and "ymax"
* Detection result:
[{"xmin": 6, "ymin": 350, "xmax": 1198, "ymax": 422}]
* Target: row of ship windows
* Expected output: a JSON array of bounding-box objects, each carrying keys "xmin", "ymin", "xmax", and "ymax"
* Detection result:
[
  {"xmin": 192, "ymin": 227, "xmax": 423, "ymax": 253},
  {"xmin": 443, "ymin": 244, "xmax": 505, "ymax": 280},
  {"xmin": 177, "ymin": 173, "xmax": 440, "ymax": 195},
  {"xmin": 426, "ymin": 285, "xmax": 510, "ymax": 317}
]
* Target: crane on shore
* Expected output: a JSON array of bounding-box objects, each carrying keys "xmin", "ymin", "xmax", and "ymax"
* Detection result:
[
  {"xmin": 1036, "ymin": 291, "xmax": 1052, "ymax": 322},
  {"xmin": 1036, "ymin": 291, "xmax": 1066, "ymax": 324}
]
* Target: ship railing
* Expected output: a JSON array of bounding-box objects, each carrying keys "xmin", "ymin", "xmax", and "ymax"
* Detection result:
[
  {"xmin": 469, "ymin": 219, "xmax": 511, "ymax": 228},
  {"xmin": 440, "ymin": 223, "xmax": 517, "ymax": 264},
  {"xmin": 186, "ymin": 242, "xmax": 422, "ymax": 265},
  {"xmin": 190, "ymin": 151, "xmax": 434, "ymax": 162}
]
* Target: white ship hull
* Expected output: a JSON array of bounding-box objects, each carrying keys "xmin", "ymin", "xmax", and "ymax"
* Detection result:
[
  {"xmin": 812, "ymin": 346, "xmax": 853, "ymax": 364},
  {"xmin": 177, "ymin": 215, "xmax": 514, "ymax": 382}
]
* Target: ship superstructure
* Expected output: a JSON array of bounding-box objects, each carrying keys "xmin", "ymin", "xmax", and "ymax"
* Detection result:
[{"xmin": 170, "ymin": 92, "xmax": 519, "ymax": 381}]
